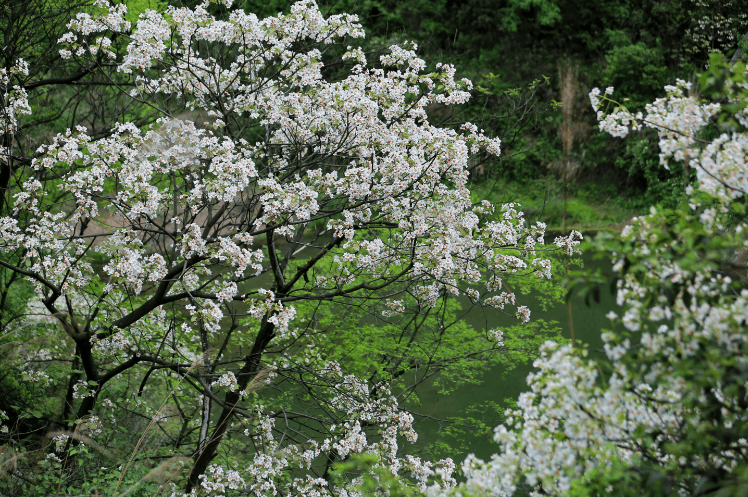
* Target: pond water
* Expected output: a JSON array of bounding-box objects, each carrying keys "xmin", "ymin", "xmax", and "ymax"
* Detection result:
[{"xmin": 406, "ymin": 252, "xmax": 616, "ymax": 463}]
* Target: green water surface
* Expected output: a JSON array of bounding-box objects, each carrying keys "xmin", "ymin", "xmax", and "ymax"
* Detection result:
[{"xmin": 406, "ymin": 253, "xmax": 615, "ymax": 463}]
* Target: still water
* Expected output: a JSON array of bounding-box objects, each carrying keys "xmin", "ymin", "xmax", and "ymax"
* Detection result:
[{"xmin": 406, "ymin": 253, "xmax": 616, "ymax": 463}]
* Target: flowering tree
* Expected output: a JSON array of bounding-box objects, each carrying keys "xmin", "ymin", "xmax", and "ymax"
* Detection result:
[
  {"xmin": 446, "ymin": 57, "xmax": 748, "ymax": 496},
  {"xmin": 0, "ymin": 0, "xmax": 578, "ymax": 493}
]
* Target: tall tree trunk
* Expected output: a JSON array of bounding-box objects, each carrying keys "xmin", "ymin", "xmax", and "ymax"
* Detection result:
[
  {"xmin": 61, "ymin": 337, "xmax": 100, "ymax": 471},
  {"xmin": 198, "ymin": 323, "xmax": 212, "ymax": 455},
  {"xmin": 61, "ymin": 344, "xmax": 81, "ymax": 427},
  {"xmin": 558, "ymin": 60, "xmax": 578, "ymax": 346},
  {"xmin": 730, "ymin": 32, "xmax": 748, "ymax": 63},
  {"xmin": 186, "ymin": 317, "xmax": 276, "ymax": 492}
]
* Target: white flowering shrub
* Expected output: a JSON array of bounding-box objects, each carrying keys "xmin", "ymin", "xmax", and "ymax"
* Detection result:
[
  {"xmin": 444, "ymin": 57, "xmax": 748, "ymax": 497},
  {"xmin": 0, "ymin": 0, "xmax": 573, "ymax": 493}
]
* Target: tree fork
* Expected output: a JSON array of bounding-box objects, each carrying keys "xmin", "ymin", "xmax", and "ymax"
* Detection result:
[{"xmin": 186, "ymin": 317, "xmax": 276, "ymax": 491}]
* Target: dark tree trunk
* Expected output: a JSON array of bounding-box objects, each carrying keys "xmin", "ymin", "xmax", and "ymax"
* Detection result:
[{"xmin": 186, "ymin": 318, "xmax": 276, "ymax": 491}]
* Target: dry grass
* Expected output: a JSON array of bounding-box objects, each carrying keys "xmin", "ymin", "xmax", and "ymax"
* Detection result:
[
  {"xmin": 115, "ymin": 455, "xmax": 191, "ymax": 497},
  {"xmin": 113, "ymin": 357, "xmax": 202, "ymax": 495}
]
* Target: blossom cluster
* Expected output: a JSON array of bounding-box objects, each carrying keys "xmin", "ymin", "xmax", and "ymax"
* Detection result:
[
  {"xmin": 211, "ymin": 372, "xmax": 240, "ymax": 393},
  {"xmin": 0, "ymin": 410, "xmax": 8, "ymax": 434},
  {"xmin": 0, "ymin": 58, "xmax": 31, "ymax": 137},
  {"xmin": 590, "ymin": 79, "xmax": 746, "ymax": 199}
]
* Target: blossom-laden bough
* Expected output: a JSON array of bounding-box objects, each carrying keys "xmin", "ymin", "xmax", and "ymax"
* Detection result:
[
  {"xmin": 449, "ymin": 57, "xmax": 748, "ymax": 497},
  {"xmin": 0, "ymin": 0, "xmax": 577, "ymax": 494}
]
